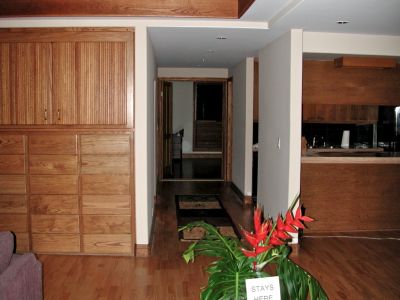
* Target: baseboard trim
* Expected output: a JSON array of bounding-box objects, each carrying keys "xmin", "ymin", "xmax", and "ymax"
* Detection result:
[
  {"xmin": 135, "ymin": 195, "xmax": 157, "ymax": 257},
  {"xmin": 229, "ymin": 182, "xmax": 254, "ymax": 206}
]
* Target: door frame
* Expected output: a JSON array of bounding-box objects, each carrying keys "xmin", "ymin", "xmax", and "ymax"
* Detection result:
[{"xmin": 156, "ymin": 77, "xmax": 232, "ymax": 181}]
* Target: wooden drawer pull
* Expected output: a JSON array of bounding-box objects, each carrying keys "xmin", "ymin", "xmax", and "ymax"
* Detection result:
[{"xmin": 44, "ymin": 109, "xmax": 47, "ymax": 121}]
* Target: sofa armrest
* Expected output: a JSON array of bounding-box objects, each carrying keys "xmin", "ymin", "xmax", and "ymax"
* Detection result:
[{"xmin": 0, "ymin": 253, "xmax": 43, "ymax": 300}]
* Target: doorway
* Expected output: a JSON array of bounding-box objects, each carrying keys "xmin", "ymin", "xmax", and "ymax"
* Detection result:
[{"xmin": 157, "ymin": 79, "xmax": 232, "ymax": 181}]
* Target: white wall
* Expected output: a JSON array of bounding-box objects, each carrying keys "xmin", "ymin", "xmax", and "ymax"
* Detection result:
[
  {"xmin": 303, "ymin": 32, "xmax": 400, "ymax": 56},
  {"xmin": 229, "ymin": 57, "xmax": 254, "ymax": 196},
  {"xmin": 257, "ymin": 29, "xmax": 303, "ymax": 220},
  {"xmin": 172, "ymin": 81, "xmax": 194, "ymax": 153},
  {"xmin": 158, "ymin": 67, "xmax": 229, "ymax": 78},
  {"xmin": 135, "ymin": 26, "xmax": 157, "ymax": 245}
]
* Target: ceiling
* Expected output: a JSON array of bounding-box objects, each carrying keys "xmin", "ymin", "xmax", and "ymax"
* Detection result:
[{"xmin": 149, "ymin": 0, "xmax": 400, "ymax": 68}]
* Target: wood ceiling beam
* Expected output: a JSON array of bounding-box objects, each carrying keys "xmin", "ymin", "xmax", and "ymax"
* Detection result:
[{"xmin": 0, "ymin": 0, "xmax": 257, "ymax": 19}]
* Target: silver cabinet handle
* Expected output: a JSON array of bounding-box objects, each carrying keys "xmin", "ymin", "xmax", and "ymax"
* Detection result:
[
  {"xmin": 57, "ymin": 109, "xmax": 61, "ymax": 121},
  {"xmin": 44, "ymin": 109, "xmax": 47, "ymax": 121}
]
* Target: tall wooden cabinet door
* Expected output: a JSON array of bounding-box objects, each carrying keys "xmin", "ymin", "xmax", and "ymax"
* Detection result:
[
  {"xmin": 52, "ymin": 42, "xmax": 77, "ymax": 125},
  {"xmin": 0, "ymin": 43, "xmax": 13, "ymax": 124},
  {"xmin": 77, "ymin": 42, "xmax": 127, "ymax": 125},
  {"xmin": 7, "ymin": 43, "xmax": 52, "ymax": 125}
]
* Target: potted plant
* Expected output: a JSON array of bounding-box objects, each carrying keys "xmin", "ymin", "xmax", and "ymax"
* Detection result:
[{"xmin": 180, "ymin": 196, "xmax": 328, "ymax": 300}]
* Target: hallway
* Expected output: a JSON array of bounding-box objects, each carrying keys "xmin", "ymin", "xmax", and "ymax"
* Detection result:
[{"xmin": 39, "ymin": 181, "xmax": 400, "ymax": 299}]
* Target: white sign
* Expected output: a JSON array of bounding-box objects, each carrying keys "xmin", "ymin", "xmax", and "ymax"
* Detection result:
[{"xmin": 245, "ymin": 276, "xmax": 281, "ymax": 300}]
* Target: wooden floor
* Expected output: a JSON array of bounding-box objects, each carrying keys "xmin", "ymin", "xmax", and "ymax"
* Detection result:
[{"xmin": 39, "ymin": 181, "xmax": 400, "ymax": 299}]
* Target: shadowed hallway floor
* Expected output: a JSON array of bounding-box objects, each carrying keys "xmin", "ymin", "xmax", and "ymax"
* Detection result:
[{"xmin": 39, "ymin": 181, "xmax": 400, "ymax": 299}]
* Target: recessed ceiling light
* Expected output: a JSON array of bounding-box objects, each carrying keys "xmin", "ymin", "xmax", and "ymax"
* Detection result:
[
  {"xmin": 336, "ymin": 20, "xmax": 349, "ymax": 25},
  {"xmin": 216, "ymin": 36, "xmax": 227, "ymax": 40}
]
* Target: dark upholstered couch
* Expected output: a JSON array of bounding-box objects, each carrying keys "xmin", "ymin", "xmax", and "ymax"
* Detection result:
[{"xmin": 0, "ymin": 232, "xmax": 43, "ymax": 300}]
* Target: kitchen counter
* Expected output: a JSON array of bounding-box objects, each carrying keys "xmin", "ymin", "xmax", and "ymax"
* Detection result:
[{"xmin": 302, "ymin": 148, "xmax": 400, "ymax": 164}]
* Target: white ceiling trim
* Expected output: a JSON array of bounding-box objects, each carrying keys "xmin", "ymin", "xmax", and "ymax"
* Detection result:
[
  {"xmin": 268, "ymin": 0, "xmax": 304, "ymax": 28},
  {"xmin": 0, "ymin": 17, "xmax": 269, "ymax": 30}
]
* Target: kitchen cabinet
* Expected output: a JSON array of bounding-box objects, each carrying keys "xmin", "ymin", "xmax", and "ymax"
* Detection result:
[
  {"xmin": 303, "ymin": 104, "xmax": 378, "ymax": 124},
  {"xmin": 0, "ymin": 28, "xmax": 133, "ymax": 127}
]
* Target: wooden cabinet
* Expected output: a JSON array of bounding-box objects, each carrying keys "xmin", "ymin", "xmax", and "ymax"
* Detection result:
[
  {"xmin": 0, "ymin": 28, "xmax": 134, "ymax": 127},
  {"xmin": 29, "ymin": 134, "xmax": 80, "ymax": 253},
  {"xmin": 0, "ymin": 134, "xmax": 29, "ymax": 252},
  {"xmin": 303, "ymin": 104, "xmax": 379, "ymax": 124},
  {"xmin": 80, "ymin": 134, "xmax": 133, "ymax": 254}
]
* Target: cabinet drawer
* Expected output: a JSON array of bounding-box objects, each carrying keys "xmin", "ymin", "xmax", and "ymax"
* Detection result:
[
  {"xmin": 80, "ymin": 155, "xmax": 130, "ymax": 174},
  {"xmin": 31, "ymin": 215, "xmax": 80, "ymax": 233},
  {"xmin": 0, "ymin": 175, "xmax": 26, "ymax": 194},
  {"xmin": 81, "ymin": 175, "xmax": 130, "ymax": 195},
  {"xmin": 29, "ymin": 155, "xmax": 77, "ymax": 174},
  {"xmin": 80, "ymin": 135, "xmax": 130, "ymax": 155},
  {"xmin": 15, "ymin": 233, "xmax": 30, "ymax": 253},
  {"xmin": 82, "ymin": 195, "xmax": 131, "ymax": 215},
  {"xmin": 29, "ymin": 135, "xmax": 77, "ymax": 155},
  {"xmin": 82, "ymin": 215, "xmax": 131, "ymax": 234},
  {"xmin": 30, "ymin": 195, "xmax": 78, "ymax": 215},
  {"xmin": 30, "ymin": 175, "xmax": 78, "ymax": 194},
  {"xmin": 0, "ymin": 135, "xmax": 25, "ymax": 154},
  {"xmin": 83, "ymin": 234, "xmax": 131, "ymax": 254},
  {"xmin": 0, "ymin": 155, "xmax": 25, "ymax": 174},
  {"xmin": 0, "ymin": 195, "xmax": 27, "ymax": 214},
  {"xmin": 32, "ymin": 234, "xmax": 80, "ymax": 253},
  {"xmin": 0, "ymin": 214, "xmax": 27, "ymax": 232}
]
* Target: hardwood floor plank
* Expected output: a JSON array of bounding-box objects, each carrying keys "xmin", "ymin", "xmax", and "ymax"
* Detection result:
[{"xmin": 39, "ymin": 181, "xmax": 400, "ymax": 299}]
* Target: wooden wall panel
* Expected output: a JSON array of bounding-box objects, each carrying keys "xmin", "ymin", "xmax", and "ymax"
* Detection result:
[
  {"xmin": 0, "ymin": 195, "xmax": 27, "ymax": 214},
  {"xmin": 82, "ymin": 215, "xmax": 131, "ymax": 234},
  {"xmin": 29, "ymin": 135, "xmax": 77, "ymax": 154},
  {"xmin": 0, "ymin": 155, "xmax": 25, "ymax": 174},
  {"xmin": 80, "ymin": 134, "xmax": 130, "ymax": 154},
  {"xmin": 80, "ymin": 155, "xmax": 129, "ymax": 174},
  {"xmin": 82, "ymin": 195, "xmax": 131, "ymax": 215},
  {"xmin": 32, "ymin": 234, "xmax": 80, "ymax": 253},
  {"xmin": 301, "ymin": 163, "xmax": 400, "ymax": 232},
  {"xmin": 30, "ymin": 175, "xmax": 78, "ymax": 194},
  {"xmin": 31, "ymin": 215, "xmax": 80, "ymax": 233},
  {"xmin": 0, "ymin": 175, "xmax": 26, "ymax": 194},
  {"xmin": 30, "ymin": 195, "xmax": 78, "ymax": 215},
  {"xmin": 81, "ymin": 175, "xmax": 130, "ymax": 195},
  {"xmin": 52, "ymin": 42, "xmax": 76, "ymax": 125},
  {"xmin": 83, "ymin": 234, "xmax": 131, "ymax": 254},
  {"xmin": 29, "ymin": 155, "xmax": 77, "ymax": 174},
  {"xmin": 15, "ymin": 233, "xmax": 30, "ymax": 252},
  {"xmin": 0, "ymin": 214, "xmax": 27, "ymax": 232},
  {"xmin": 0, "ymin": 43, "xmax": 12, "ymax": 124},
  {"xmin": 0, "ymin": 135, "xmax": 25, "ymax": 154},
  {"xmin": 0, "ymin": 0, "xmax": 238, "ymax": 18},
  {"xmin": 303, "ymin": 60, "xmax": 400, "ymax": 105}
]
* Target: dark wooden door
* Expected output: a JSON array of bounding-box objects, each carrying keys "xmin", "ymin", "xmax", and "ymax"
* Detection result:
[{"xmin": 162, "ymin": 81, "xmax": 173, "ymax": 177}]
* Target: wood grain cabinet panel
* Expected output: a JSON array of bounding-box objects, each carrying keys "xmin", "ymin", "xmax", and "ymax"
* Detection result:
[
  {"xmin": 0, "ymin": 175, "xmax": 26, "ymax": 194},
  {"xmin": 32, "ymin": 234, "xmax": 80, "ymax": 253},
  {"xmin": 82, "ymin": 215, "xmax": 131, "ymax": 234},
  {"xmin": 80, "ymin": 134, "xmax": 130, "ymax": 154},
  {"xmin": 0, "ymin": 195, "xmax": 27, "ymax": 214},
  {"xmin": 77, "ymin": 42, "xmax": 127, "ymax": 125},
  {"xmin": 15, "ymin": 233, "xmax": 30, "ymax": 253},
  {"xmin": 0, "ymin": 43, "xmax": 13, "ymax": 124},
  {"xmin": 29, "ymin": 135, "xmax": 77, "ymax": 155},
  {"xmin": 30, "ymin": 175, "xmax": 78, "ymax": 195},
  {"xmin": 29, "ymin": 155, "xmax": 77, "ymax": 174},
  {"xmin": 83, "ymin": 234, "xmax": 131, "ymax": 254},
  {"xmin": 30, "ymin": 195, "xmax": 78, "ymax": 215},
  {"xmin": 82, "ymin": 195, "xmax": 131, "ymax": 215},
  {"xmin": 0, "ymin": 155, "xmax": 25, "ymax": 174},
  {"xmin": 81, "ymin": 175, "xmax": 130, "ymax": 195},
  {"xmin": 0, "ymin": 214, "xmax": 27, "ymax": 232},
  {"xmin": 80, "ymin": 155, "xmax": 129, "ymax": 174},
  {"xmin": 31, "ymin": 215, "xmax": 80, "ymax": 233},
  {"xmin": 0, "ymin": 135, "xmax": 25, "ymax": 154}
]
